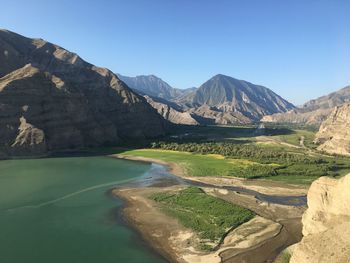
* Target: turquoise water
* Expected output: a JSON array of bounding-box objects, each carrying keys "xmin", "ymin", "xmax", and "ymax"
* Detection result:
[{"xmin": 0, "ymin": 156, "xmax": 167, "ymax": 263}]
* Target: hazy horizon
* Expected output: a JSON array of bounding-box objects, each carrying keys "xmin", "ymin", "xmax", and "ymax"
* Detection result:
[{"xmin": 1, "ymin": 0, "xmax": 349, "ymax": 105}]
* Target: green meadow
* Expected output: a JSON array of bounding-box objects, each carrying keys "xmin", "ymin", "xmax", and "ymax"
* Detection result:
[
  {"xmin": 116, "ymin": 125, "xmax": 350, "ymax": 185},
  {"xmin": 150, "ymin": 187, "xmax": 254, "ymax": 250}
]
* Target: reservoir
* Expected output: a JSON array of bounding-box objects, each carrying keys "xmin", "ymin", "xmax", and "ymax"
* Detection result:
[{"xmin": 0, "ymin": 156, "xmax": 167, "ymax": 263}]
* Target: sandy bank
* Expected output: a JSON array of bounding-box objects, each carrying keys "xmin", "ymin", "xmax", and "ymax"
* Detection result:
[{"xmin": 113, "ymin": 185, "xmax": 305, "ymax": 263}]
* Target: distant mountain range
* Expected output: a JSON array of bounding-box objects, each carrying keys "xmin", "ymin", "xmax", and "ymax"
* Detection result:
[
  {"xmin": 0, "ymin": 29, "xmax": 166, "ymax": 157},
  {"xmin": 120, "ymin": 73, "xmax": 295, "ymax": 125},
  {"xmin": 262, "ymin": 86, "xmax": 350, "ymax": 125},
  {"xmin": 117, "ymin": 74, "xmax": 195, "ymax": 101}
]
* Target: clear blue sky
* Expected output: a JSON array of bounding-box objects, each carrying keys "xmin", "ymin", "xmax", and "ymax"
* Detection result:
[{"xmin": 1, "ymin": 0, "xmax": 349, "ymax": 105}]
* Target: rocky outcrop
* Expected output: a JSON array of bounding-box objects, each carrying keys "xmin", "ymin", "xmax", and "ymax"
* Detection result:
[
  {"xmin": 144, "ymin": 96, "xmax": 198, "ymax": 125},
  {"xmin": 188, "ymin": 104, "xmax": 252, "ymax": 125},
  {"xmin": 290, "ymin": 174, "xmax": 350, "ymax": 263},
  {"xmin": 262, "ymin": 86, "xmax": 350, "ymax": 126},
  {"xmin": 0, "ymin": 29, "xmax": 166, "ymax": 157},
  {"xmin": 314, "ymin": 103, "xmax": 350, "ymax": 156}
]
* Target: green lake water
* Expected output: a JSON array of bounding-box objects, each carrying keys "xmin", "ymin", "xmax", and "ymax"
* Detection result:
[{"xmin": 0, "ymin": 156, "xmax": 167, "ymax": 263}]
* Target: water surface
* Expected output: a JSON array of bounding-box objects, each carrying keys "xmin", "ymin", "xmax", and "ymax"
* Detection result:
[{"xmin": 0, "ymin": 156, "xmax": 167, "ymax": 263}]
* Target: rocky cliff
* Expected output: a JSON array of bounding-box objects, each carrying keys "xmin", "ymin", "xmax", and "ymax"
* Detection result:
[
  {"xmin": 314, "ymin": 103, "xmax": 350, "ymax": 156},
  {"xmin": 290, "ymin": 174, "xmax": 350, "ymax": 263},
  {"xmin": 0, "ymin": 29, "xmax": 166, "ymax": 157}
]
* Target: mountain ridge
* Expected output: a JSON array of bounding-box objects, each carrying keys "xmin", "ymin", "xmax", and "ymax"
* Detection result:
[
  {"xmin": 262, "ymin": 85, "xmax": 350, "ymax": 125},
  {"xmin": 117, "ymin": 73, "xmax": 195, "ymax": 101},
  {"xmin": 0, "ymin": 29, "xmax": 166, "ymax": 157}
]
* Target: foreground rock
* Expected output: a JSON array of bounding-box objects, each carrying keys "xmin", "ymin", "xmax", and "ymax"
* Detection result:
[
  {"xmin": 314, "ymin": 103, "xmax": 350, "ymax": 156},
  {"xmin": 290, "ymin": 174, "xmax": 350, "ymax": 263},
  {"xmin": 0, "ymin": 29, "xmax": 166, "ymax": 157}
]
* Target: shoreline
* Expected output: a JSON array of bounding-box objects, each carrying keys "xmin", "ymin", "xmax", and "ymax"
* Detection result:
[
  {"xmin": 114, "ymin": 187, "xmax": 186, "ymax": 263},
  {"xmin": 111, "ymin": 153, "xmax": 307, "ymax": 263},
  {"xmin": 113, "ymin": 185, "xmax": 305, "ymax": 263}
]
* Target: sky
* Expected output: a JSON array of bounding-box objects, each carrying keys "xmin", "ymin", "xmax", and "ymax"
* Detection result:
[{"xmin": 1, "ymin": 0, "xmax": 349, "ymax": 105}]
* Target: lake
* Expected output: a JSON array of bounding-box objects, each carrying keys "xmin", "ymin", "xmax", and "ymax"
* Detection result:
[{"xmin": 0, "ymin": 156, "xmax": 167, "ymax": 263}]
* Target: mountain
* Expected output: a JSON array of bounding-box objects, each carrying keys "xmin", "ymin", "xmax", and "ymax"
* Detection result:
[
  {"xmin": 314, "ymin": 103, "xmax": 350, "ymax": 156},
  {"xmin": 117, "ymin": 74, "xmax": 195, "ymax": 101},
  {"xmin": 178, "ymin": 74, "xmax": 295, "ymax": 122},
  {"xmin": 262, "ymin": 86, "xmax": 350, "ymax": 125},
  {"xmin": 0, "ymin": 29, "xmax": 166, "ymax": 157}
]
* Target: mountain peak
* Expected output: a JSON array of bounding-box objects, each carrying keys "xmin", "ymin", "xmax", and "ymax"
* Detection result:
[{"xmin": 180, "ymin": 74, "xmax": 295, "ymax": 120}]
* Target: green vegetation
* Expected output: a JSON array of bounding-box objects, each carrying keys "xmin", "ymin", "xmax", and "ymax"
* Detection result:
[
  {"xmin": 149, "ymin": 142, "xmax": 350, "ymax": 179},
  {"xmin": 282, "ymin": 251, "xmax": 292, "ymax": 263},
  {"xmin": 150, "ymin": 187, "xmax": 255, "ymax": 249},
  {"xmin": 119, "ymin": 145, "xmax": 350, "ymax": 184},
  {"xmin": 271, "ymin": 129, "xmax": 317, "ymax": 148},
  {"xmin": 113, "ymin": 125, "xmax": 350, "ymax": 185},
  {"xmin": 120, "ymin": 149, "xmax": 278, "ymax": 178}
]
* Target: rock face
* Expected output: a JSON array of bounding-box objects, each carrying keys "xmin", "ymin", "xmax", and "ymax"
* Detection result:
[
  {"xmin": 144, "ymin": 96, "xmax": 198, "ymax": 125},
  {"xmin": 314, "ymin": 103, "xmax": 350, "ymax": 156},
  {"xmin": 290, "ymin": 174, "xmax": 350, "ymax": 263},
  {"xmin": 179, "ymin": 74, "xmax": 294, "ymax": 122},
  {"xmin": 0, "ymin": 29, "xmax": 166, "ymax": 156},
  {"xmin": 262, "ymin": 86, "xmax": 350, "ymax": 126}
]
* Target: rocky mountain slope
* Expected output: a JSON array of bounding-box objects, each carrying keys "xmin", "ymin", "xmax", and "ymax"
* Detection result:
[
  {"xmin": 290, "ymin": 174, "xmax": 350, "ymax": 263},
  {"xmin": 118, "ymin": 73, "xmax": 294, "ymax": 125},
  {"xmin": 144, "ymin": 96, "xmax": 198, "ymax": 125},
  {"xmin": 314, "ymin": 103, "xmax": 350, "ymax": 156},
  {"xmin": 117, "ymin": 74, "xmax": 195, "ymax": 101},
  {"xmin": 0, "ymin": 29, "xmax": 166, "ymax": 157},
  {"xmin": 178, "ymin": 74, "xmax": 294, "ymax": 122},
  {"xmin": 262, "ymin": 86, "xmax": 350, "ymax": 125},
  {"xmin": 187, "ymin": 105, "xmax": 252, "ymax": 125}
]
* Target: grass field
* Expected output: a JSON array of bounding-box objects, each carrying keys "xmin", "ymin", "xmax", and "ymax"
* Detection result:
[
  {"xmin": 118, "ymin": 147, "xmax": 350, "ymax": 184},
  {"xmin": 103, "ymin": 125, "xmax": 350, "ymax": 185},
  {"xmin": 271, "ymin": 129, "xmax": 317, "ymax": 148},
  {"xmin": 150, "ymin": 186, "xmax": 255, "ymax": 250},
  {"xmin": 120, "ymin": 149, "xmax": 278, "ymax": 178}
]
